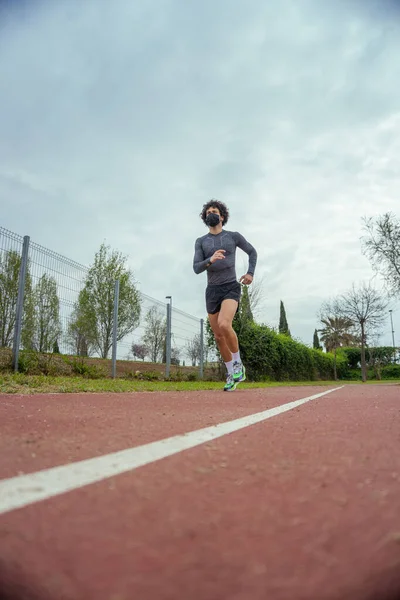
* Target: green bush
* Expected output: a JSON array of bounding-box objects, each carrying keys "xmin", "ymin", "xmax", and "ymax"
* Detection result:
[
  {"xmin": 165, "ymin": 371, "xmax": 184, "ymax": 382},
  {"xmin": 186, "ymin": 372, "xmax": 198, "ymax": 382},
  {"xmin": 122, "ymin": 370, "xmax": 138, "ymax": 379},
  {"xmin": 17, "ymin": 350, "xmax": 40, "ymax": 374},
  {"xmin": 373, "ymin": 364, "xmax": 400, "ymax": 380},
  {"xmin": 326, "ymin": 363, "xmax": 400, "ymax": 381},
  {"xmin": 341, "ymin": 368, "xmax": 362, "ymax": 381},
  {"xmin": 238, "ymin": 323, "xmax": 344, "ymax": 381},
  {"xmin": 65, "ymin": 357, "xmax": 106, "ymax": 379},
  {"xmin": 139, "ymin": 370, "xmax": 160, "ymax": 381},
  {"xmin": 0, "ymin": 347, "xmax": 12, "ymax": 372},
  {"xmin": 162, "ymin": 370, "xmax": 199, "ymax": 382},
  {"xmin": 340, "ymin": 346, "xmax": 397, "ymax": 369},
  {"xmin": 17, "ymin": 350, "xmax": 73, "ymax": 376}
]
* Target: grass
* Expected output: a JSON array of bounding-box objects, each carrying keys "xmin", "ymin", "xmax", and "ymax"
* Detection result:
[{"xmin": 0, "ymin": 373, "xmax": 399, "ymax": 395}]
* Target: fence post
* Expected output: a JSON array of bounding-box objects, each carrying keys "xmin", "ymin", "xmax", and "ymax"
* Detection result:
[
  {"xmin": 111, "ymin": 280, "xmax": 120, "ymax": 379},
  {"xmin": 199, "ymin": 318, "xmax": 204, "ymax": 379},
  {"xmin": 12, "ymin": 235, "xmax": 30, "ymax": 372},
  {"xmin": 165, "ymin": 296, "xmax": 172, "ymax": 378}
]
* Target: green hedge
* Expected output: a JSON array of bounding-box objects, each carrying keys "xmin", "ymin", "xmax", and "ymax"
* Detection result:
[
  {"xmin": 318, "ymin": 361, "xmax": 400, "ymax": 381},
  {"xmin": 340, "ymin": 346, "xmax": 396, "ymax": 368},
  {"xmin": 238, "ymin": 323, "xmax": 345, "ymax": 381},
  {"xmin": 371, "ymin": 364, "xmax": 400, "ymax": 380}
]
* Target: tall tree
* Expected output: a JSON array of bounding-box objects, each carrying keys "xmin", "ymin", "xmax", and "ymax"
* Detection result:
[
  {"xmin": 66, "ymin": 296, "xmax": 97, "ymax": 356},
  {"xmin": 142, "ymin": 306, "xmax": 166, "ymax": 363},
  {"xmin": 232, "ymin": 284, "xmax": 255, "ymax": 336},
  {"xmin": 0, "ymin": 250, "xmax": 21, "ymax": 347},
  {"xmin": 313, "ymin": 329, "xmax": 322, "ymax": 350},
  {"xmin": 361, "ymin": 212, "xmax": 400, "ymax": 297},
  {"xmin": 27, "ymin": 274, "xmax": 62, "ymax": 353},
  {"xmin": 0, "ymin": 250, "xmax": 33, "ymax": 348},
  {"xmin": 278, "ymin": 300, "xmax": 291, "ymax": 336},
  {"xmin": 76, "ymin": 243, "xmax": 141, "ymax": 359},
  {"xmin": 339, "ymin": 282, "xmax": 388, "ymax": 382}
]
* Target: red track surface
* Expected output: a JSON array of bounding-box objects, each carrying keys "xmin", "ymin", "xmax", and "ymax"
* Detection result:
[{"xmin": 0, "ymin": 384, "xmax": 399, "ymax": 600}]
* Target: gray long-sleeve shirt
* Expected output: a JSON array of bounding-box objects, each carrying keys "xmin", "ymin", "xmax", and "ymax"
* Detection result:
[{"xmin": 193, "ymin": 230, "xmax": 257, "ymax": 285}]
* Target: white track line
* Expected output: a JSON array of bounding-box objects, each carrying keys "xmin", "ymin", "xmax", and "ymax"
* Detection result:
[{"xmin": 0, "ymin": 386, "xmax": 344, "ymax": 516}]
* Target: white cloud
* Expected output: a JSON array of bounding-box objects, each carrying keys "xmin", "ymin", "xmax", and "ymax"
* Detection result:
[{"xmin": 0, "ymin": 0, "xmax": 399, "ymax": 349}]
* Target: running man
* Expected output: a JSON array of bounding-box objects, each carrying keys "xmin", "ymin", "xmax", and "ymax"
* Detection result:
[{"xmin": 193, "ymin": 199, "xmax": 258, "ymax": 391}]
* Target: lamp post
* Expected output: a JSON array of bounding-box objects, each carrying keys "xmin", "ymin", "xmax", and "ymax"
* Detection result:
[
  {"xmin": 165, "ymin": 296, "xmax": 172, "ymax": 377},
  {"xmin": 389, "ymin": 309, "xmax": 396, "ymax": 363}
]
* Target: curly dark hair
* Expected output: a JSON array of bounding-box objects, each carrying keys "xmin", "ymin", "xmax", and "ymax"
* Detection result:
[{"xmin": 200, "ymin": 199, "xmax": 230, "ymax": 226}]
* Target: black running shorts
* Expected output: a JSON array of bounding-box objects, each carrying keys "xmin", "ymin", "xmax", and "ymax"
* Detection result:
[{"xmin": 206, "ymin": 280, "xmax": 241, "ymax": 315}]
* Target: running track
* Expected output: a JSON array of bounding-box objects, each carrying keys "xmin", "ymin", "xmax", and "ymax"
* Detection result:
[{"xmin": 0, "ymin": 384, "xmax": 399, "ymax": 600}]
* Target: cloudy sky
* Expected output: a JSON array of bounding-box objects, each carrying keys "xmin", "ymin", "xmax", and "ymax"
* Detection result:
[{"xmin": 1, "ymin": 0, "xmax": 399, "ymax": 349}]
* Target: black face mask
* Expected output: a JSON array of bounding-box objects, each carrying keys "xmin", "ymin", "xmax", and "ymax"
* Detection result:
[{"xmin": 205, "ymin": 213, "xmax": 220, "ymax": 227}]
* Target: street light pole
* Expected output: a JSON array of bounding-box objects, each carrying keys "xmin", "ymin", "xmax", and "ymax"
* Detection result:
[
  {"xmin": 165, "ymin": 296, "xmax": 172, "ymax": 378},
  {"xmin": 389, "ymin": 309, "xmax": 396, "ymax": 363}
]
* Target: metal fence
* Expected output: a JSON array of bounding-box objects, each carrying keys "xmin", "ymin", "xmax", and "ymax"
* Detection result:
[{"xmin": 0, "ymin": 226, "xmax": 211, "ymax": 377}]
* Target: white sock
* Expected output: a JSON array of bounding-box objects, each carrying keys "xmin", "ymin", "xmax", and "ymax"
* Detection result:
[
  {"xmin": 225, "ymin": 360, "xmax": 234, "ymax": 374},
  {"xmin": 232, "ymin": 351, "xmax": 241, "ymax": 363}
]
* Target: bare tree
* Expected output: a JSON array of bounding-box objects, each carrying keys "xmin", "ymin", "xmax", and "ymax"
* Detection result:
[
  {"xmin": 171, "ymin": 345, "xmax": 181, "ymax": 366},
  {"xmin": 361, "ymin": 212, "xmax": 400, "ymax": 297},
  {"xmin": 339, "ymin": 282, "xmax": 388, "ymax": 382},
  {"xmin": 366, "ymin": 333, "xmax": 383, "ymax": 380},
  {"xmin": 142, "ymin": 306, "xmax": 166, "ymax": 363},
  {"xmin": 186, "ymin": 334, "xmax": 202, "ymax": 366},
  {"xmin": 247, "ymin": 275, "xmax": 266, "ymax": 320},
  {"xmin": 233, "ymin": 278, "xmax": 267, "ymax": 336}
]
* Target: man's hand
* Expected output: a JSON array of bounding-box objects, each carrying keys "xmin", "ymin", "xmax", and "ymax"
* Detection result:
[
  {"xmin": 239, "ymin": 273, "xmax": 253, "ymax": 285},
  {"xmin": 210, "ymin": 249, "xmax": 226, "ymax": 263}
]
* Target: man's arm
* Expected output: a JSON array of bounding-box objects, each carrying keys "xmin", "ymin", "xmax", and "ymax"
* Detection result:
[
  {"xmin": 234, "ymin": 232, "xmax": 258, "ymax": 276},
  {"xmin": 193, "ymin": 238, "xmax": 211, "ymax": 274}
]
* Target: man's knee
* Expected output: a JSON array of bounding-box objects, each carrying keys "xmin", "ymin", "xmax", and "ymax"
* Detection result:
[{"xmin": 218, "ymin": 318, "xmax": 232, "ymax": 335}]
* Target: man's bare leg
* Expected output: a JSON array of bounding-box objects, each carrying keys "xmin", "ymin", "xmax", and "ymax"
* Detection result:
[
  {"xmin": 208, "ymin": 300, "xmax": 239, "ymax": 357},
  {"xmin": 217, "ymin": 299, "xmax": 239, "ymax": 353},
  {"xmin": 208, "ymin": 299, "xmax": 245, "ymax": 390},
  {"xmin": 208, "ymin": 311, "xmax": 234, "ymax": 363}
]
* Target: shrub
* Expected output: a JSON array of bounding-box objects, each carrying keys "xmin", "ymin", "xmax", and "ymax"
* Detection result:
[
  {"xmin": 18, "ymin": 350, "xmax": 41, "ymax": 374},
  {"xmin": 122, "ymin": 370, "xmax": 139, "ymax": 380},
  {"xmin": 238, "ymin": 323, "xmax": 343, "ymax": 381},
  {"xmin": 66, "ymin": 358, "xmax": 106, "ymax": 379},
  {"xmin": 17, "ymin": 350, "xmax": 74, "ymax": 376},
  {"xmin": 340, "ymin": 346, "xmax": 397, "ymax": 369},
  {"xmin": 375, "ymin": 364, "xmax": 400, "ymax": 380},
  {"xmin": 122, "ymin": 369, "xmax": 162, "ymax": 381},
  {"xmin": 138, "ymin": 370, "xmax": 160, "ymax": 381},
  {"xmin": 0, "ymin": 347, "xmax": 12, "ymax": 372},
  {"xmin": 341, "ymin": 369, "xmax": 362, "ymax": 381},
  {"xmin": 186, "ymin": 372, "xmax": 198, "ymax": 382}
]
